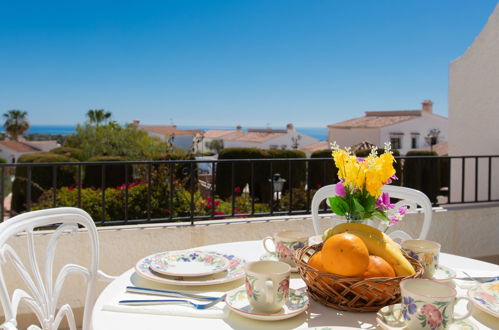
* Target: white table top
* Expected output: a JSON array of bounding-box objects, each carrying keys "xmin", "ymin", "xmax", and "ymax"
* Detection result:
[{"xmin": 92, "ymin": 240, "xmax": 499, "ymax": 330}]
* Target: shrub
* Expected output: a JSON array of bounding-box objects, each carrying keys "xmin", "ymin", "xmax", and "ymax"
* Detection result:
[
  {"xmin": 11, "ymin": 152, "xmax": 78, "ymax": 213},
  {"xmin": 308, "ymin": 149, "xmax": 339, "ymax": 190},
  {"xmin": 50, "ymin": 147, "xmax": 85, "ymax": 161},
  {"xmin": 280, "ymin": 186, "xmax": 317, "ymax": 211},
  {"xmin": 83, "ymin": 156, "xmax": 132, "ymax": 189},
  {"xmin": 0, "ymin": 158, "xmax": 6, "ymax": 163},
  {"xmin": 403, "ymin": 151, "xmax": 440, "ymax": 204}
]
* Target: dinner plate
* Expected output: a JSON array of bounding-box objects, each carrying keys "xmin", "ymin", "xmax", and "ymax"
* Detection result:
[
  {"xmin": 225, "ymin": 287, "xmax": 309, "ymax": 321},
  {"xmin": 433, "ymin": 264, "xmax": 456, "ymax": 281},
  {"xmin": 467, "ymin": 280, "xmax": 499, "ymax": 318},
  {"xmin": 376, "ymin": 303, "xmax": 478, "ymax": 330},
  {"xmin": 259, "ymin": 253, "xmax": 298, "ymax": 272},
  {"xmin": 149, "ymin": 250, "xmax": 230, "ymax": 277},
  {"xmin": 135, "ymin": 251, "xmax": 245, "ymax": 286}
]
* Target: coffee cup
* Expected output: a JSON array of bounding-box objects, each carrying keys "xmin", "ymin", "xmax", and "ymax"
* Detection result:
[
  {"xmin": 399, "ymin": 279, "xmax": 472, "ymax": 329},
  {"xmin": 402, "ymin": 239, "xmax": 440, "ymax": 279},
  {"xmin": 244, "ymin": 260, "xmax": 291, "ymax": 313},
  {"xmin": 263, "ymin": 230, "xmax": 308, "ymax": 267}
]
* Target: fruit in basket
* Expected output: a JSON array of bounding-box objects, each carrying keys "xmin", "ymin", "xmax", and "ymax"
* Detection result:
[
  {"xmin": 308, "ymin": 251, "xmax": 326, "ymax": 271},
  {"xmin": 323, "ymin": 222, "xmax": 415, "ymax": 277},
  {"xmin": 322, "ymin": 233, "xmax": 369, "ymax": 277},
  {"xmin": 362, "ymin": 255, "xmax": 395, "ymax": 278}
]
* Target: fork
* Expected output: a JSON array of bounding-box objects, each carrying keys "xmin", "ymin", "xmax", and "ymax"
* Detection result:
[
  {"xmin": 119, "ymin": 294, "xmax": 226, "ymax": 310},
  {"xmin": 461, "ymin": 272, "xmax": 499, "ymax": 283},
  {"xmin": 126, "ymin": 286, "xmax": 221, "ymax": 301}
]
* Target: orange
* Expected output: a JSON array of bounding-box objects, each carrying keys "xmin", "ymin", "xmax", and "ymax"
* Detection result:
[
  {"xmin": 308, "ymin": 251, "xmax": 326, "ymax": 272},
  {"xmin": 362, "ymin": 255, "xmax": 395, "ymax": 278},
  {"xmin": 322, "ymin": 233, "xmax": 369, "ymax": 277}
]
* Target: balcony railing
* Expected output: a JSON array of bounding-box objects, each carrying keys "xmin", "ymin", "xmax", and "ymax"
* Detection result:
[{"xmin": 1, "ymin": 155, "xmax": 497, "ymax": 226}]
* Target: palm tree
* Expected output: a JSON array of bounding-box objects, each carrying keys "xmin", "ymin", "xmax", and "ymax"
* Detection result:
[
  {"xmin": 86, "ymin": 109, "xmax": 112, "ymax": 126},
  {"xmin": 3, "ymin": 109, "xmax": 29, "ymax": 141}
]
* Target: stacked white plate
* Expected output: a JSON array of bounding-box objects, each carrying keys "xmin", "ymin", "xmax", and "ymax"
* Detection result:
[{"xmin": 135, "ymin": 250, "xmax": 245, "ymax": 286}]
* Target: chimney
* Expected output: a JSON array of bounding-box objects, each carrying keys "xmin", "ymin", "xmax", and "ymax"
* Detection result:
[
  {"xmin": 422, "ymin": 100, "xmax": 433, "ymax": 113},
  {"xmin": 236, "ymin": 125, "xmax": 242, "ymax": 131},
  {"xmin": 132, "ymin": 120, "xmax": 140, "ymax": 126},
  {"xmin": 286, "ymin": 123, "xmax": 295, "ymax": 132}
]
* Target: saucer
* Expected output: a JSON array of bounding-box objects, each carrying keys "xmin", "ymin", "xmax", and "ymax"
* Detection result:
[
  {"xmin": 259, "ymin": 253, "xmax": 298, "ymax": 272},
  {"xmin": 225, "ymin": 287, "xmax": 309, "ymax": 321},
  {"xmin": 150, "ymin": 250, "xmax": 230, "ymax": 277},
  {"xmin": 468, "ymin": 279, "xmax": 499, "ymax": 318},
  {"xmin": 432, "ymin": 264, "xmax": 457, "ymax": 282},
  {"xmin": 376, "ymin": 303, "xmax": 478, "ymax": 330}
]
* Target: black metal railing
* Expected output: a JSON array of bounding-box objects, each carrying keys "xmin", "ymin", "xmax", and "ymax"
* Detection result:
[{"xmin": 0, "ymin": 155, "xmax": 497, "ymax": 226}]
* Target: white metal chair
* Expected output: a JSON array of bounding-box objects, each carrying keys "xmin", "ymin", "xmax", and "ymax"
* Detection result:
[
  {"xmin": 311, "ymin": 184, "xmax": 433, "ymax": 241},
  {"xmin": 0, "ymin": 207, "xmax": 115, "ymax": 330}
]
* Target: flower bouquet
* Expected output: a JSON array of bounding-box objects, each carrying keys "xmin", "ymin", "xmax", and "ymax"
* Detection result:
[{"xmin": 328, "ymin": 142, "xmax": 407, "ymax": 226}]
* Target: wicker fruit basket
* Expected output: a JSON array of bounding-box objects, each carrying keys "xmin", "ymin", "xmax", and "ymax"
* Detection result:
[{"xmin": 295, "ymin": 243, "xmax": 424, "ymax": 312}]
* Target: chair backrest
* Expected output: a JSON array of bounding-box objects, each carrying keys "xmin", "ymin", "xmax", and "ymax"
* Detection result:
[
  {"xmin": 0, "ymin": 208, "xmax": 100, "ymax": 330},
  {"xmin": 311, "ymin": 184, "xmax": 433, "ymax": 241}
]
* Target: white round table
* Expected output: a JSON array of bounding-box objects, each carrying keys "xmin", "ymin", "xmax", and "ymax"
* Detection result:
[{"xmin": 92, "ymin": 240, "xmax": 499, "ymax": 330}]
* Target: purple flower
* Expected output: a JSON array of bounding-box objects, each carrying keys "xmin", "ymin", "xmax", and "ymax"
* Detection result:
[
  {"xmin": 376, "ymin": 192, "xmax": 395, "ymax": 211},
  {"xmin": 335, "ymin": 181, "xmax": 346, "ymax": 197},
  {"xmin": 402, "ymin": 296, "xmax": 417, "ymax": 320},
  {"xmin": 398, "ymin": 206, "xmax": 408, "ymax": 215}
]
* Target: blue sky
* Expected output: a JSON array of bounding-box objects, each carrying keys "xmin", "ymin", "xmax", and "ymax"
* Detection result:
[{"xmin": 1, "ymin": 0, "xmax": 497, "ymax": 127}]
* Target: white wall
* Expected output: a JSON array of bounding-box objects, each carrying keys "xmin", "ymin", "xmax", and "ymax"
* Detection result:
[
  {"xmin": 0, "ymin": 149, "xmax": 31, "ymax": 163},
  {"xmin": 380, "ymin": 112, "xmax": 448, "ymax": 154},
  {"xmin": 328, "ymin": 127, "xmax": 380, "ymax": 149},
  {"xmin": 448, "ymin": 4, "xmax": 499, "ymax": 202}
]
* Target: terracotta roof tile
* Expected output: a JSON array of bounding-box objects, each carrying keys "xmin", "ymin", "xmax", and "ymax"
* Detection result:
[
  {"xmin": 140, "ymin": 126, "xmax": 202, "ymax": 136},
  {"xmin": 203, "ymin": 130, "xmax": 234, "ymax": 138},
  {"xmin": 0, "ymin": 140, "xmax": 40, "ymax": 152},
  {"xmin": 328, "ymin": 110, "xmax": 422, "ymax": 128},
  {"xmin": 222, "ymin": 131, "xmax": 285, "ymax": 142},
  {"xmin": 299, "ymin": 141, "xmax": 330, "ymax": 153}
]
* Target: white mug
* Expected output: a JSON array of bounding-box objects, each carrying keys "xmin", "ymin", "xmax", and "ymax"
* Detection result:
[
  {"xmin": 244, "ymin": 260, "xmax": 291, "ymax": 313},
  {"xmin": 263, "ymin": 230, "xmax": 308, "ymax": 267},
  {"xmin": 402, "ymin": 239, "xmax": 440, "ymax": 279},
  {"xmin": 399, "ymin": 279, "xmax": 472, "ymax": 329}
]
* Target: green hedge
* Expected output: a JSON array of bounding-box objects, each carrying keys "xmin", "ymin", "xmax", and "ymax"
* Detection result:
[
  {"xmin": 355, "ymin": 148, "xmax": 402, "ymax": 186},
  {"xmin": 308, "ymin": 149, "xmax": 338, "ymax": 189},
  {"xmin": 0, "ymin": 158, "xmax": 6, "ymax": 163},
  {"xmin": 11, "ymin": 152, "xmax": 77, "ymax": 213},
  {"xmin": 50, "ymin": 147, "xmax": 85, "ymax": 161},
  {"xmin": 83, "ymin": 156, "xmax": 132, "ymax": 189},
  {"xmin": 403, "ymin": 151, "xmax": 440, "ymax": 204},
  {"xmin": 215, "ymin": 148, "xmax": 306, "ymax": 202}
]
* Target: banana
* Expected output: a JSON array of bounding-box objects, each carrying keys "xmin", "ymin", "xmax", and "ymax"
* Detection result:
[{"xmin": 323, "ymin": 222, "xmax": 415, "ymax": 277}]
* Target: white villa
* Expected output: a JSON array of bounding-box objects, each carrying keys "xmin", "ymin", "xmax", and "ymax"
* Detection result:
[
  {"xmin": 327, "ymin": 100, "xmax": 448, "ymax": 155},
  {"xmin": 0, "ymin": 140, "xmax": 60, "ymax": 163},
  {"xmin": 201, "ymin": 124, "xmax": 319, "ymax": 153},
  {"xmin": 134, "ymin": 121, "xmax": 202, "ymax": 151}
]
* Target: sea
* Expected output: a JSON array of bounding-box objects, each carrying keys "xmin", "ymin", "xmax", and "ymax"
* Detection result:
[{"xmin": 24, "ymin": 125, "xmax": 328, "ymax": 141}]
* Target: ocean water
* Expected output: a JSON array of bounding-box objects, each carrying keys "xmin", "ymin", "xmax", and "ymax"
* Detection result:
[{"xmin": 24, "ymin": 125, "xmax": 328, "ymax": 141}]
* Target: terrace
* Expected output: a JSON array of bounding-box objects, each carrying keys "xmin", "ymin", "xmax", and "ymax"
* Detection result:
[{"xmin": 0, "ymin": 155, "xmax": 498, "ymax": 328}]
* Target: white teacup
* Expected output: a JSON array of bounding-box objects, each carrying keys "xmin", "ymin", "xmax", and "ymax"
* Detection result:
[
  {"xmin": 399, "ymin": 279, "xmax": 472, "ymax": 329},
  {"xmin": 263, "ymin": 230, "xmax": 308, "ymax": 267},
  {"xmin": 244, "ymin": 260, "xmax": 291, "ymax": 313},
  {"xmin": 402, "ymin": 239, "xmax": 440, "ymax": 279}
]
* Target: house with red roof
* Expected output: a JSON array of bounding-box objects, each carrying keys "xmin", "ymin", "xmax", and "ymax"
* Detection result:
[
  {"xmin": 327, "ymin": 100, "xmax": 448, "ymax": 155},
  {"xmin": 0, "ymin": 140, "xmax": 60, "ymax": 163},
  {"xmin": 134, "ymin": 121, "xmax": 203, "ymax": 151}
]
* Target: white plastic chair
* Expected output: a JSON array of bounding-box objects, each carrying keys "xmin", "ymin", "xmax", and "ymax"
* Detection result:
[
  {"xmin": 311, "ymin": 184, "xmax": 433, "ymax": 241},
  {"xmin": 0, "ymin": 207, "xmax": 115, "ymax": 330}
]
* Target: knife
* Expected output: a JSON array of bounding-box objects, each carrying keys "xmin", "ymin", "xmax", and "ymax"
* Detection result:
[
  {"xmin": 126, "ymin": 286, "xmax": 221, "ymax": 301},
  {"xmin": 455, "ymin": 276, "xmax": 499, "ymax": 283}
]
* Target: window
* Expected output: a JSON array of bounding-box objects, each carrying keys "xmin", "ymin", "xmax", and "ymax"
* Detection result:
[
  {"xmin": 411, "ymin": 133, "xmax": 420, "ymax": 149},
  {"xmin": 390, "ymin": 137, "xmax": 401, "ymax": 149}
]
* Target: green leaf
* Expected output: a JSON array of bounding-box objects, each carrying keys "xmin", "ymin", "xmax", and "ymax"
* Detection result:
[
  {"xmin": 328, "ymin": 196, "xmax": 349, "ymax": 216},
  {"xmin": 371, "ymin": 209, "xmax": 390, "ymax": 221},
  {"xmin": 352, "ymin": 197, "xmax": 365, "ymax": 213}
]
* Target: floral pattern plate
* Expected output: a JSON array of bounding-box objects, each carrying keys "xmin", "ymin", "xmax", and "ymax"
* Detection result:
[
  {"xmin": 259, "ymin": 253, "xmax": 298, "ymax": 272},
  {"xmin": 149, "ymin": 250, "xmax": 230, "ymax": 277},
  {"xmin": 376, "ymin": 303, "xmax": 478, "ymax": 330},
  {"xmin": 225, "ymin": 287, "xmax": 309, "ymax": 321},
  {"xmin": 433, "ymin": 265, "xmax": 457, "ymax": 282},
  {"xmin": 468, "ymin": 280, "xmax": 499, "ymax": 318},
  {"xmin": 135, "ymin": 251, "xmax": 245, "ymax": 286}
]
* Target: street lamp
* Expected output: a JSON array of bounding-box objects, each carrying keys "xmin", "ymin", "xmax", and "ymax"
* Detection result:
[{"xmin": 269, "ymin": 173, "xmax": 286, "ymax": 201}]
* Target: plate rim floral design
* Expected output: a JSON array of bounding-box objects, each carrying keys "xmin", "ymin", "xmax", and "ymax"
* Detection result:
[
  {"xmin": 432, "ymin": 264, "xmax": 457, "ymax": 281},
  {"xmin": 376, "ymin": 303, "xmax": 479, "ymax": 330},
  {"xmin": 225, "ymin": 286, "xmax": 309, "ymax": 321},
  {"xmin": 467, "ymin": 280, "xmax": 499, "ymax": 318},
  {"xmin": 135, "ymin": 251, "xmax": 245, "ymax": 286},
  {"xmin": 149, "ymin": 250, "xmax": 230, "ymax": 277}
]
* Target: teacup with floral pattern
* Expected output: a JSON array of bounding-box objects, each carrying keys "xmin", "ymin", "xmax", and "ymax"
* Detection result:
[
  {"xmin": 263, "ymin": 230, "xmax": 308, "ymax": 267},
  {"xmin": 402, "ymin": 239, "xmax": 440, "ymax": 279},
  {"xmin": 399, "ymin": 279, "xmax": 472, "ymax": 330},
  {"xmin": 244, "ymin": 260, "xmax": 291, "ymax": 313}
]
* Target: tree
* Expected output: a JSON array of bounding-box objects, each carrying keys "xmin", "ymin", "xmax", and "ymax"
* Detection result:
[
  {"xmin": 205, "ymin": 139, "xmax": 224, "ymax": 154},
  {"xmin": 86, "ymin": 109, "xmax": 112, "ymax": 126},
  {"xmin": 3, "ymin": 109, "xmax": 29, "ymax": 141}
]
